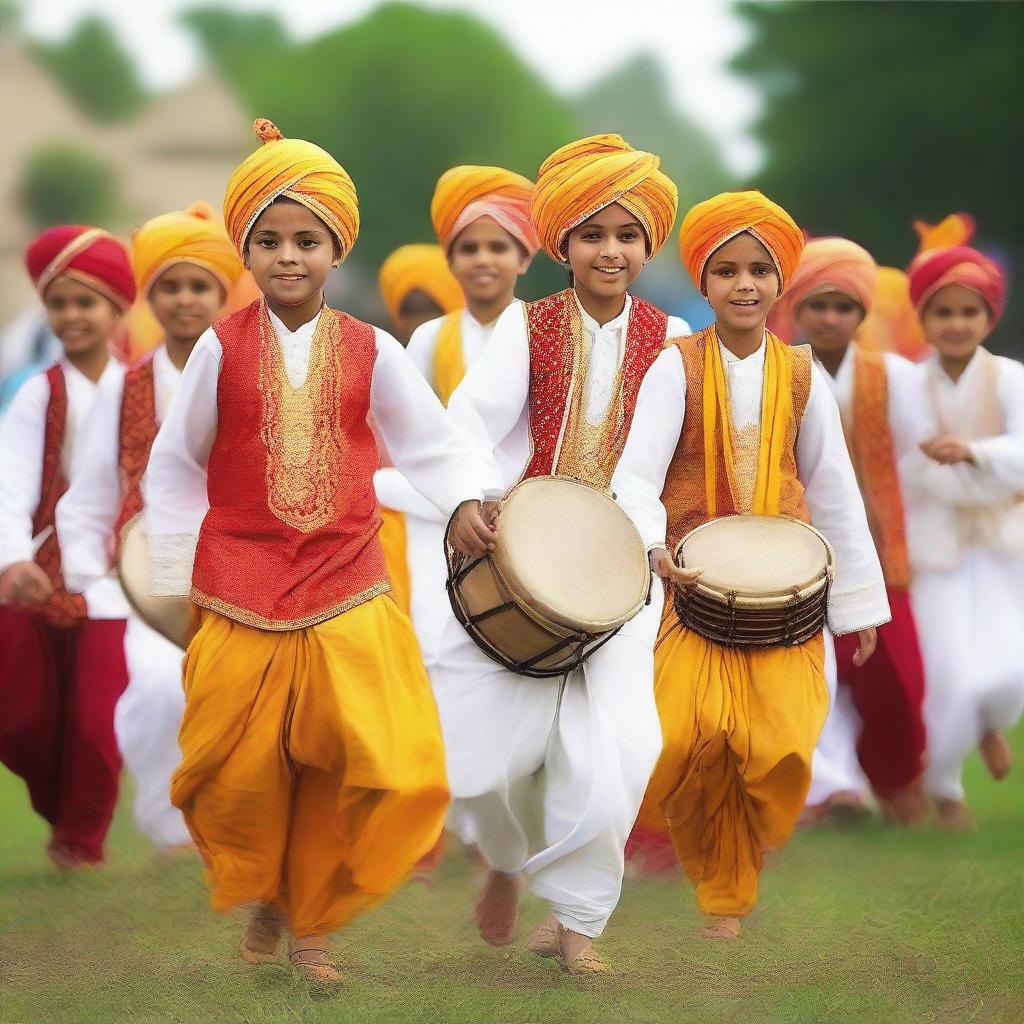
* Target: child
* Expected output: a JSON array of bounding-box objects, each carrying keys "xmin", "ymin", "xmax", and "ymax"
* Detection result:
[
  {"xmin": 0, "ymin": 226, "xmax": 135, "ymax": 868},
  {"xmin": 612, "ymin": 191, "xmax": 889, "ymax": 939},
  {"xmin": 378, "ymin": 243, "xmax": 463, "ymax": 347},
  {"xmin": 143, "ymin": 119, "xmax": 488, "ymax": 985},
  {"xmin": 440, "ymin": 135, "xmax": 689, "ymax": 973},
  {"xmin": 773, "ymin": 237, "xmax": 927, "ymax": 824},
  {"xmin": 901, "ymin": 244, "xmax": 1023, "ymax": 828},
  {"xmin": 56, "ymin": 203, "xmax": 246, "ymax": 852}
]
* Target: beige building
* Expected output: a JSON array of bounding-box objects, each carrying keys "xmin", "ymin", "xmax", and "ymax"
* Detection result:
[{"xmin": 0, "ymin": 38, "xmax": 252, "ymax": 327}]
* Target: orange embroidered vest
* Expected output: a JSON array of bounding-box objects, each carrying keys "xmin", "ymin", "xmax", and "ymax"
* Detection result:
[
  {"xmin": 33, "ymin": 364, "xmax": 88, "ymax": 628},
  {"xmin": 844, "ymin": 346, "xmax": 910, "ymax": 590},
  {"xmin": 191, "ymin": 300, "xmax": 389, "ymax": 630},
  {"xmin": 522, "ymin": 289, "xmax": 668, "ymax": 489},
  {"xmin": 661, "ymin": 329, "xmax": 813, "ymax": 552},
  {"xmin": 113, "ymin": 353, "xmax": 158, "ymax": 554}
]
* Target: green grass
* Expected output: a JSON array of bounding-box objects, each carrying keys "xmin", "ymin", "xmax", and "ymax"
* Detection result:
[{"xmin": 2, "ymin": 727, "xmax": 1023, "ymax": 1024}]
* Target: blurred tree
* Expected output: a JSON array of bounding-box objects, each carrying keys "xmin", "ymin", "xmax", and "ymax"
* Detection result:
[
  {"xmin": 32, "ymin": 16, "xmax": 146, "ymax": 122},
  {"xmin": 732, "ymin": 0, "xmax": 1022, "ymax": 351},
  {"xmin": 184, "ymin": 2, "xmax": 578, "ymax": 298},
  {"xmin": 18, "ymin": 143, "xmax": 118, "ymax": 229}
]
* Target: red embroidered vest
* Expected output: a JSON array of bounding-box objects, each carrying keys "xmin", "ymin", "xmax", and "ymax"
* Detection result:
[
  {"xmin": 521, "ymin": 290, "xmax": 668, "ymax": 488},
  {"xmin": 33, "ymin": 364, "xmax": 88, "ymax": 628},
  {"xmin": 113, "ymin": 353, "xmax": 158, "ymax": 554},
  {"xmin": 191, "ymin": 300, "xmax": 389, "ymax": 629}
]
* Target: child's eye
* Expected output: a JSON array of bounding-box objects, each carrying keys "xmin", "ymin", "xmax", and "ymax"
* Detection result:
[
  {"xmin": 257, "ymin": 239, "xmax": 276, "ymax": 248},
  {"xmin": 299, "ymin": 239, "xmax": 319, "ymax": 248}
]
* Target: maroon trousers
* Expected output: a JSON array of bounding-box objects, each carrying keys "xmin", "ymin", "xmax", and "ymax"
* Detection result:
[
  {"xmin": 0, "ymin": 607, "xmax": 128, "ymax": 863},
  {"xmin": 832, "ymin": 586, "xmax": 926, "ymax": 798}
]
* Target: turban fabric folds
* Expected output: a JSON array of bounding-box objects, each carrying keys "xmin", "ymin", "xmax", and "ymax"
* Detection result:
[
  {"xmin": 679, "ymin": 190, "xmax": 803, "ymax": 296},
  {"xmin": 908, "ymin": 245, "xmax": 1005, "ymax": 325},
  {"xmin": 530, "ymin": 134, "xmax": 678, "ymax": 264},
  {"xmin": 378, "ymin": 244, "xmax": 464, "ymax": 325},
  {"xmin": 431, "ymin": 166, "xmax": 539, "ymax": 257},
  {"xmin": 223, "ymin": 118, "xmax": 359, "ymax": 258},
  {"xmin": 131, "ymin": 202, "xmax": 245, "ymax": 297},
  {"xmin": 26, "ymin": 225, "xmax": 136, "ymax": 311}
]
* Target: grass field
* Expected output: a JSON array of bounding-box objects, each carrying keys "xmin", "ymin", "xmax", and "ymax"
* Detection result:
[{"xmin": 2, "ymin": 727, "xmax": 1023, "ymax": 1024}]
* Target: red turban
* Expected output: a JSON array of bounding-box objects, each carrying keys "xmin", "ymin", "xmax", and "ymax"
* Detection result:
[
  {"xmin": 908, "ymin": 245, "xmax": 1005, "ymax": 325},
  {"xmin": 26, "ymin": 225, "xmax": 136, "ymax": 311}
]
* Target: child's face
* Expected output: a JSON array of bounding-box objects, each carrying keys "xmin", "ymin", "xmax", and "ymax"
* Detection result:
[
  {"xmin": 920, "ymin": 283, "xmax": 991, "ymax": 362},
  {"xmin": 448, "ymin": 219, "xmax": 529, "ymax": 308},
  {"xmin": 703, "ymin": 231, "xmax": 780, "ymax": 333},
  {"xmin": 246, "ymin": 199, "xmax": 338, "ymax": 308},
  {"xmin": 566, "ymin": 202, "xmax": 646, "ymax": 304},
  {"xmin": 795, "ymin": 290, "xmax": 865, "ymax": 357},
  {"xmin": 42, "ymin": 277, "xmax": 120, "ymax": 356},
  {"xmin": 149, "ymin": 263, "xmax": 224, "ymax": 344},
  {"xmin": 395, "ymin": 289, "xmax": 444, "ymax": 346}
]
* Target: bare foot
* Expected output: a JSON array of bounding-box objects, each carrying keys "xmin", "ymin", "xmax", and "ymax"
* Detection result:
[
  {"xmin": 241, "ymin": 904, "xmax": 284, "ymax": 965},
  {"xmin": 474, "ymin": 870, "xmax": 522, "ymax": 946},
  {"xmin": 46, "ymin": 840, "xmax": 93, "ymax": 872},
  {"xmin": 823, "ymin": 790, "xmax": 872, "ymax": 825},
  {"xmin": 796, "ymin": 803, "xmax": 826, "ymax": 827},
  {"xmin": 880, "ymin": 780, "xmax": 928, "ymax": 826},
  {"xmin": 290, "ymin": 935, "xmax": 343, "ymax": 988},
  {"xmin": 559, "ymin": 927, "xmax": 611, "ymax": 975},
  {"xmin": 979, "ymin": 730, "xmax": 1013, "ymax": 781},
  {"xmin": 697, "ymin": 916, "xmax": 742, "ymax": 940},
  {"xmin": 935, "ymin": 798, "xmax": 974, "ymax": 831},
  {"xmin": 526, "ymin": 914, "xmax": 561, "ymax": 958}
]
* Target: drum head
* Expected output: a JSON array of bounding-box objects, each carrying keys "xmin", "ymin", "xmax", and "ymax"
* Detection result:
[
  {"xmin": 678, "ymin": 515, "xmax": 831, "ymax": 598},
  {"xmin": 492, "ymin": 477, "xmax": 649, "ymax": 631},
  {"xmin": 118, "ymin": 516, "xmax": 193, "ymax": 650}
]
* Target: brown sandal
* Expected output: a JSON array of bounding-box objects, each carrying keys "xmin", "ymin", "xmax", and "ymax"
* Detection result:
[
  {"xmin": 560, "ymin": 946, "xmax": 612, "ymax": 976},
  {"xmin": 290, "ymin": 939, "xmax": 343, "ymax": 988},
  {"xmin": 241, "ymin": 906, "xmax": 284, "ymax": 965},
  {"xmin": 697, "ymin": 916, "xmax": 742, "ymax": 940}
]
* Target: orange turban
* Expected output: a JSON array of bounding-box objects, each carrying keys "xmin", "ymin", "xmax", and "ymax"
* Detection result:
[
  {"xmin": 913, "ymin": 212, "xmax": 975, "ymax": 254},
  {"xmin": 908, "ymin": 245, "xmax": 1005, "ymax": 325},
  {"xmin": 854, "ymin": 267, "xmax": 929, "ymax": 360},
  {"xmin": 131, "ymin": 202, "xmax": 245, "ymax": 297},
  {"xmin": 378, "ymin": 244, "xmax": 464, "ymax": 325},
  {"xmin": 530, "ymin": 134, "xmax": 678, "ymax": 264},
  {"xmin": 431, "ymin": 166, "xmax": 539, "ymax": 256},
  {"xmin": 769, "ymin": 237, "xmax": 877, "ymax": 342},
  {"xmin": 25, "ymin": 225, "xmax": 136, "ymax": 311},
  {"xmin": 679, "ymin": 190, "xmax": 804, "ymax": 295},
  {"xmin": 223, "ymin": 118, "xmax": 359, "ymax": 258}
]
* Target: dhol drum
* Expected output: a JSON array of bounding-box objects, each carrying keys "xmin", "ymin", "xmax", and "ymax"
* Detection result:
[
  {"xmin": 673, "ymin": 514, "xmax": 834, "ymax": 647},
  {"xmin": 118, "ymin": 515, "xmax": 194, "ymax": 650},
  {"xmin": 446, "ymin": 476, "xmax": 651, "ymax": 678}
]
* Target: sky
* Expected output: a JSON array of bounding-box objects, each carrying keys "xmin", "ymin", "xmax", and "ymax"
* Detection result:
[{"xmin": 18, "ymin": 0, "xmax": 763, "ymax": 174}]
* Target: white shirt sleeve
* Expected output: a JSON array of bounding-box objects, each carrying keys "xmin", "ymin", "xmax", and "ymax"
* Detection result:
[
  {"xmin": 404, "ymin": 316, "xmax": 443, "ymax": 383},
  {"xmin": 0, "ymin": 373, "xmax": 49, "ymax": 573},
  {"xmin": 969, "ymin": 356, "xmax": 1024, "ymax": 490},
  {"xmin": 798, "ymin": 363, "xmax": 890, "ymax": 635},
  {"xmin": 446, "ymin": 301, "xmax": 530, "ymax": 497},
  {"xmin": 373, "ymin": 466, "xmax": 444, "ymax": 522},
  {"xmin": 370, "ymin": 328, "xmax": 485, "ymax": 518},
  {"xmin": 666, "ymin": 315, "xmax": 691, "ymax": 340},
  {"xmin": 142, "ymin": 329, "xmax": 218, "ymax": 597},
  {"xmin": 610, "ymin": 347, "xmax": 687, "ymax": 552}
]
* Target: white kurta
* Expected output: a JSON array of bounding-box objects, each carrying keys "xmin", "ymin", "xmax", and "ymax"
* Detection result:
[
  {"xmin": 897, "ymin": 350, "xmax": 1024, "ymax": 802},
  {"xmin": 375, "ymin": 309, "xmax": 499, "ymax": 671},
  {"xmin": 432, "ymin": 292, "xmax": 690, "ymax": 938},
  {"xmin": 144, "ymin": 308, "xmax": 485, "ymax": 598},
  {"xmin": 806, "ymin": 348, "xmax": 916, "ymax": 807},
  {"xmin": 55, "ymin": 344, "xmax": 191, "ymax": 850}
]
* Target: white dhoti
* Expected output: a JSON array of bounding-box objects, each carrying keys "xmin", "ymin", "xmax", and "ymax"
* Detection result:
[
  {"xmin": 432, "ymin": 580, "xmax": 664, "ymax": 938},
  {"xmin": 912, "ymin": 549, "xmax": 1024, "ymax": 803},
  {"xmin": 404, "ymin": 515, "xmax": 449, "ymax": 672},
  {"xmin": 116, "ymin": 614, "xmax": 190, "ymax": 849}
]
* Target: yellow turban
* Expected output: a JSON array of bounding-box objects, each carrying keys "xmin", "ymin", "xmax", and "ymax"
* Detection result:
[
  {"xmin": 679, "ymin": 190, "xmax": 804, "ymax": 295},
  {"xmin": 223, "ymin": 118, "xmax": 359, "ymax": 258},
  {"xmin": 530, "ymin": 134, "xmax": 678, "ymax": 264},
  {"xmin": 378, "ymin": 244, "xmax": 464, "ymax": 325},
  {"xmin": 131, "ymin": 202, "xmax": 245, "ymax": 297},
  {"xmin": 431, "ymin": 166, "xmax": 539, "ymax": 256}
]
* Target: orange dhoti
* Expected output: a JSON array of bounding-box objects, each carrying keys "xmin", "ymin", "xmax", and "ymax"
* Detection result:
[
  {"xmin": 171, "ymin": 594, "xmax": 448, "ymax": 936},
  {"xmin": 638, "ymin": 624, "xmax": 828, "ymax": 917}
]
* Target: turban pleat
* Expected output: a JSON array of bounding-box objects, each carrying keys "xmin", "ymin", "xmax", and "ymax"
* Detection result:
[
  {"xmin": 530, "ymin": 134, "xmax": 678, "ymax": 264},
  {"xmin": 223, "ymin": 118, "xmax": 359, "ymax": 258},
  {"xmin": 26, "ymin": 225, "xmax": 136, "ymax": 311},
  {"xmin": 908, "ymin": 245, "xmax": 1005, "ymax": 325},
  {"xmin": 679, "ymin": 190, "xmax": 803, "ymax": 295},
  {"xmin": 378, "ymin": 244, "xmax": 464, "ymax": 324}
]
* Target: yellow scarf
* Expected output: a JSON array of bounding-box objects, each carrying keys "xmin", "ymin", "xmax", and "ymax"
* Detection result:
[
  {"xmin": 432, "ymin": 311, "xmax": 466, "ymax": 407},
  {"xmin": 703, "ymin": 330, "xmax": 794, "ymax": 517}
]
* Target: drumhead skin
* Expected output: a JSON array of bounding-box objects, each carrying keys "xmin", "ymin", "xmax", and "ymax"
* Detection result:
[
  {"xmin": 118, "ymin": 515, "xmax": 193, "ymax": 650},
  {"xmin": 492, "ymin": 477, "xmax": 650, "ymax": 631},
  {"xmin": 678, "ymin": 514, "xmax": 833, "ymax": 599}
]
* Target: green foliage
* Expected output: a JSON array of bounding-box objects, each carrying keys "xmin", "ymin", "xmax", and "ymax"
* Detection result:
[
  {"xmin": 184, "ymin": 2, "xmax": 578, "ymax": 297},
  {"xmin": 17, "ymin": 143, "xmax": 118, "ymax": 229},
  {"xmin": 731, "ymin": 0, "xmax": 1023, "ymax": 350},
  {"xmin": 31, "ymin": 15, "xmax": 146, "ymax": 123}
]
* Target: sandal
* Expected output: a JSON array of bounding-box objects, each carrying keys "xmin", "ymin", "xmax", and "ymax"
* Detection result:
[
  {"xmin": 697, "ymin": 916, "xmax": 742, "ymax": 940},
  {"xmin": 241, "ymin": 906, "xmax": 284, "ymax": 965},
  {"xmin": 526, "ymin": 917, "xmax": 561, "ymax": 959},
  {"xmin": 560, "ymin": 946, "xmax": 612, "ymax": 976},
  {"xmin": 290, "ymin": 939, "xmax": 343, "ymax": 988}
]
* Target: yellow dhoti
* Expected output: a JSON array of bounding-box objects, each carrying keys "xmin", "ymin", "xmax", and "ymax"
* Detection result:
[
  {"xmin": 170, "ymin": 594, "xmax": 448, "ymax": 936},
  {"xmin": 638, "ymin": 625, "xmax": 827, "ymax": 917},
  {"xmin": 378, "ymin": 507, "xmax": 412, "ymax": 615}
]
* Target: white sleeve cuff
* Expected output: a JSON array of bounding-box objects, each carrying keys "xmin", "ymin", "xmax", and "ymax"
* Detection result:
[
  {"xmin": 149, "ymin": 533, "xmax": 197, "ymax": 598},
  {"xmin": 827, "ymin": 583, "xmax": 892, "ymax": 637}
]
